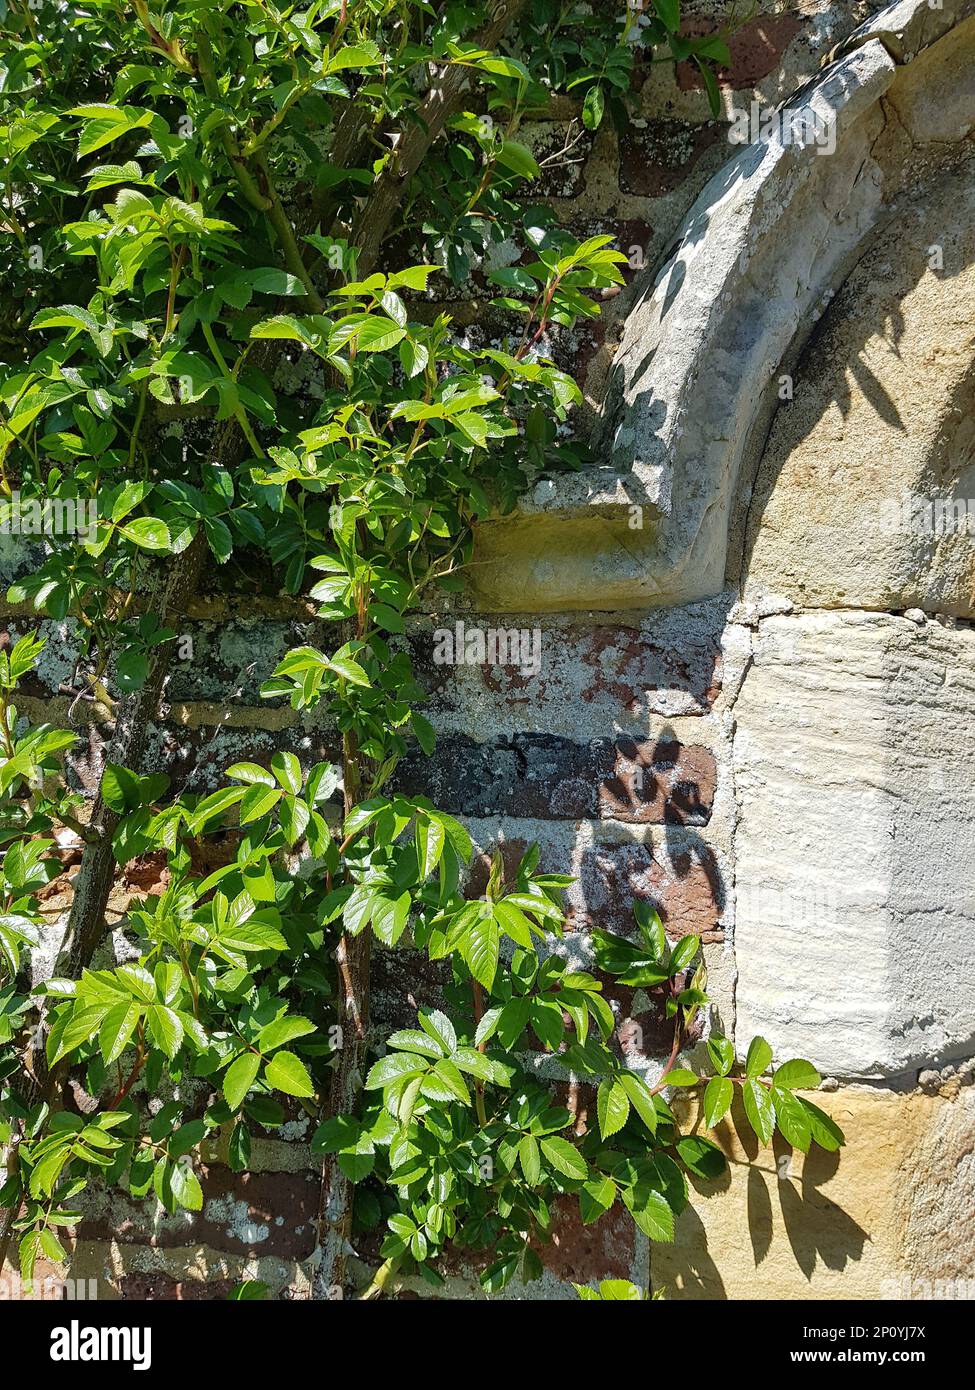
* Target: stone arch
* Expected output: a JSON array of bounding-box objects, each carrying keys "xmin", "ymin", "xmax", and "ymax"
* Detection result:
[{"xmin": 502, "ymin": 0, "xmax": 975, "ymax": 616}]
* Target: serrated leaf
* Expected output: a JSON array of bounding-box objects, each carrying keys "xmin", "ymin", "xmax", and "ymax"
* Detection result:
[
  {"xmin": 702, "ymin": 1075, "xmax": 733, "ymax": 1128},
  {"xmin": 619, "ymin": 1072, "xmax": 657, "ymax": 1135},
  {"xmin": 676, "ymin": 1134, "xmax": 727, "ymax": 1180},
  {"xmin": 596, "ymin": 1078, "xmax": 630, "ymax": 1140},
  {"xmin": 772, "ymin": 1087, "xmax": 812, "ymax": 1152},
  {"xmin": 706, "ymin": 1035, "xmax": 735, "ymax": 1077},
  {"xmin": 98, "ymin": 1002, "xmax": 141, "ymax": 1065},
  {"xmin": 224, "ymin": 1052, "xmax": 261, "ymax": 1110},
  {"xmin": 519, "ymin": 1133, "xmax": 541, "ymax": 1184},
  {"xmin": 772, "ymin": 1058, "xmax": 821, "ymax": 1091},
  {"xmin": 745, "ymin": 1036, "xmax": 773, "ymax": 1078},
  {"xmin": 742, "ymin": 1077, "xmax": 775, "ymax": 1145},
  {"xmin": 579, "ymin": 1174, "xmax": 616, "ymax": 1224},
  {"xmin": 540, "ymin": 1136, "xmax": 587, "ymax": 1181},
  {"xmin": 798, "ymin": 1098, "xmax": 845, "ymax": 1152},
  {"xmin": 264, "ymin": 1050, "xmax": 314, "ymax": 1098},
  {"xmin": 464, "ymin": 912, "xmax": 499, "ymax": 992}
]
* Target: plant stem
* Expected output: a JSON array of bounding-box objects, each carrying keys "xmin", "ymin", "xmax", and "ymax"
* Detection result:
[
  {"xmin": 351, "ymin": 0, "xmax": 529, "ymax": 277},
  {"xmin": 359, "ymin": 1254, "xmax": 401, "ymax": 1300},
  {"xmin": 314, "ymin": 593, "xmax": 371, "ymax": 1300}
]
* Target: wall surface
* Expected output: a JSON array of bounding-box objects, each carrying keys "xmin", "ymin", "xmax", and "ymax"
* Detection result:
[{"xmin": 6, "ymin": 0, "xmax": 975, "ymax": 1301}]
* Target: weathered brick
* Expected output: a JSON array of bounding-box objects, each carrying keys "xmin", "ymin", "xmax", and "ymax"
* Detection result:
[
  {"xmin": 676, "ymin": 14, "xmax": 804, "ymax": 91},
  {"xmin": 118, "ymin": 1273, "xmax": 237, "ymax": 1301},
  {"xmin": 599, "ymin": 737, "xmax": 717, "ymax": 825},
  {"xmin": 395, "ymin": 733, "xmax": 715, "ymax": 824},
  {"xmin": 619, "ymin": 120, "xmax": 724, "ymax": 197},
  {"xmin": 77, "ymin": 1166, "xmax": 320, "ymax": 1259},
  {"xmin": 532, "ymin": 1195, "xmax": 636, "ymax": 1283},
  {"xmin": 566, "ymin": 837, "xmax": 726, "ymax": 938},
  {"xmin": 410, "ymin": 604, "xmax": 725, "ymax": 733}
]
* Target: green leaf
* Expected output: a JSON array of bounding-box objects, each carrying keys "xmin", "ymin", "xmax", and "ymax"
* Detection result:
[
  {"xmin": 772, "ymin": 1087, "xmax": 812, "ymax": 1152},
  {"xmin": 582, "ymin": 84, "xmax": 605, "ymax": 130},
  {"xmin": 702, "ymin": 1075, "xmax": 733, "ymax": 1128},
  {"xmin": 239, "ymin": 784, "xmax": 283, "ymax": 823},
  {"xmin": 495, "ymin": 995, "xmax": 531, "ymax": 1049},
  {"xmin": 742, "ymin": 1078, "xmax": 775, "ymax": 1145},
  {"xmin": 669, "ymin": 934, "xmax": 701, "ymax": 973},
  {"xmin": 247, "ymin": 267, "xmax": 306, "ymax": 296},
  {"xmin": 224, "ymin": 1052, "xmax": 261, "ymax": 1110},
  {"xmin": 365, "ymin": 1052, "xmax": 427, "ymax": 1090},
  {"xmin": 355, "ymin": 318, "xmax": 406, "ymax": 353},
  {"xmin": 695, "ymin": 57, "xmax": 722, "ymax": 121},
  {"xmin": 416, "ymin": 816, "xmax": 445, "ymax": 878},
  {"xmin": 115, "ymin": 647, "xmax": 149, "ymax": 693},
  {"xmin": 653, "ymin": 0, "xmax": 680, "ymax": 32},
  {"xmin": 496, "ymin": 139, "xmax": 539, "ymax": 179},
  {"xmin": 596, "ymin": 1078, "xmax": 630, "ymax": 1140},
  {"xmin": 111, "ymin": 481, "xmax": 152, "ymax": 523},
  {"xmin": 745, "ymin": 1036, "xmax": 773, "ymax": 1078},
  {"xmin": 519, "ymin": 1133, "xmax": 541, "ymax": 1184},
  {"xmin": 98, "ymin": 1002, "xmax": 141, "ymax": 1065},
  {"xmin": 618, "ymin": 1072, "xmax": 657, "ymax": 1135},
  {"xmin": 772, "ymin": 1058, "xmax": 821, "ymax": 1091},
  {"xmin": 798, "ymin": 1099, "xmax": 845, "ymax": 1152},
  {"xmin": 624, "ymin": 1185, "xmax": 674, "ymax": 1242},
  {"xmin": 227, "ymin": 1280, "xmax": 268, "ymax": 1300},
  {"xmin": 371, "ymin": 891, "xmax": 410, "ymax": 947},
  {"xmin": 464, "ymin": 912, "xmax": 499, "ymax": 992},
  {"xmin": 662, "ymin": 1069, "xmax": 699, "ymax": 1087},
  {"xmin": 147, "ymin": 1005, "xmax": 183, "ymax": 1058},
  {"xmin": 328, "ymin": 41, "xmax": 383, "ymax": 71},
  {"xmin": 169, "ymin": 1160, "xmax": 203, "ymax": 1211},
  {"xmin": 226, "ymin": 762, "xmax": 275, "ymax": 786},
  {"xmin": 540, "ymin": 1136, "xmax": 588, "ymax": 1181},
  {"xmin": 579, "ymin": 1174, "xmax": 617, "ymax": 1224},
  {"xmin": 676, "ymin": 1135, "xmax": 727, "ymax": 1180},
  {"xmin": 258, "ymin": 1016, "xmax": 315, "ymax": 1052},
  {"xmin": 633, "ymin": 903, "xmax": 666, "ymax": 959},
  {"xmin": 706, "ymin": 1035, "xmax": 735, "ymax": 1077},
  {"xmin": 264, "ymin": 1050, "xmax": 314, "ymax": 1098},
  {"xmin": 426, "ymin": 1058, "xmax": 470, "ymax": 1105},
  {"xmin": 270, "ymin": 751, "xmax": 302, "ymax": 794},
  {"xmin": 120, "ymin": 517, "xmax": 171, "ymax": 552}
]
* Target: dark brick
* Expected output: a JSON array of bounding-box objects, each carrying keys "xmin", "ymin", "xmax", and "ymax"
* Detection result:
[
  {"xmin": 118, "ymin": 1274, "xmax": 238, "ymax": 1301},
  {"xmin": 619, "ymin": 120, "xmax": 724, "ymax": 198},
  {"xmin": 395, "ymin": 733, "xmax": 715, "ymax": 824},
  {"xmin": 77, "ymin": 1166, "xmax": 320, "ymax": 1259},
  {"xmin": 676, "ymin": 15, "xmax": 804, "ymax": 91},
  {"xmin": 393, "ymin": 733, "xmax": 603, "ymax": 818}
]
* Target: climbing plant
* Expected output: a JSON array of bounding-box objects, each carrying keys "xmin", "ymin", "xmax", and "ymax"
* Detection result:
[{"xmin": 0, "ymin": 0, "xmax": 842, "ymax": 1300}]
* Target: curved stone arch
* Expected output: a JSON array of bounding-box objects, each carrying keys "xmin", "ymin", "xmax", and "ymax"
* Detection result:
[
  {"xmin": 469, "ymin": 0, "xmax": 975, "ymax": 616},
  {"xmin": 598, "ymin": 0, "xmax": 975, "ymax": 603}
]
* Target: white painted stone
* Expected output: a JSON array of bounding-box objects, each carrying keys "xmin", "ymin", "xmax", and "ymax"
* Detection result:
[{"xmin": 733, "ymin": 611, "xmax": 975, "ymax": 1078}]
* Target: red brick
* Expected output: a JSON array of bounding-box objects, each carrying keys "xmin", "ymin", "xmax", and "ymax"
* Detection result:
[{"xmin": 676, "ymin": 15, "xmax": 804, "ymax": 91}]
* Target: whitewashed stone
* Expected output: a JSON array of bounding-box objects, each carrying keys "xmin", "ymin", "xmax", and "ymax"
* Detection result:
[{"xmin": 733, "ymin": 611, "xmax": 975, "ymax": 1077}]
